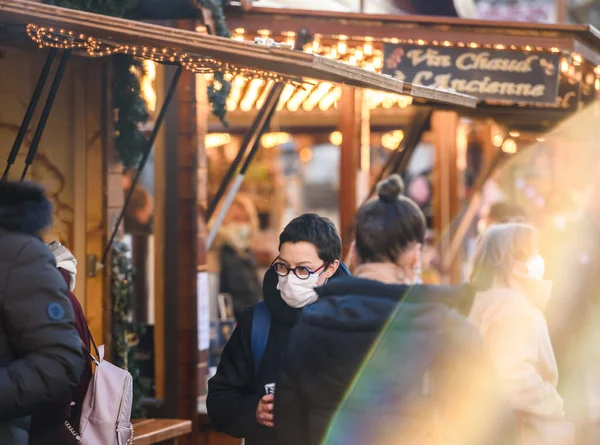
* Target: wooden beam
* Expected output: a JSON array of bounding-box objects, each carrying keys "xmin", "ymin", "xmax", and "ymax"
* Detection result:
[
  {"xmin": 153, "ymin": 63, "xmax": 167, "ymax": 401},
  {"xmin": 431, "ymin": 111, "xmax": 460, "ymax": 283},
  {"xmin": 225, "ymin": 13, "xmax": 592, "ymax": 54},
  {"xmin": 339, "ymin": 85, "xmax": 361, "ymax": 257},
  {"xmin": 0, "ymin": 0, "xmax": 476, "ymax": 106}
]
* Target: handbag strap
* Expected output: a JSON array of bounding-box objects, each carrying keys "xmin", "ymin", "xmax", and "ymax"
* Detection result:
[{"xmin": 79, "ymin": 327, "xmax": 101, "ymax": 366}]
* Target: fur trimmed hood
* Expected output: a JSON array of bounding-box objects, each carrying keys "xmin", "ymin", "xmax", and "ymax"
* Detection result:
[{"xmin": 0, "ymin": 181, "xmax": 53, "ymax": 236}]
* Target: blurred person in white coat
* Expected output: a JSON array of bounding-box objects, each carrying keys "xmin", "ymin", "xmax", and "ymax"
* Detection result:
[{"xmin": 469, "ymin": 223, "xmax": 573, "ymax": 445}]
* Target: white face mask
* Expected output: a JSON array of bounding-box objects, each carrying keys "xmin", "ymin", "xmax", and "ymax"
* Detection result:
[
  {"xmin": 277, "ymin": 273, "xmax": 321, "ymax": 308},
  {"xmin": 224, "ymin": 223, "xmax": 252, "ymax": 250},
  {"xmin": 525, "ymin": 255, "xmax": 545, "ymax": 281}
]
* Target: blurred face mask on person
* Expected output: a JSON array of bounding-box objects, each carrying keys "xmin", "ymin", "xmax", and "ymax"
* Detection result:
[
  {"xmin": 222, "ymin": 201, "xmax": 254, "ymax": 251},
  {"xmin": 274, "ymin": 241, "xmax": 339, "ymax": 308},
  {"xmin": 524, "ymin": 254, "xmax": 545, "ymax": 281},
  {"xmin": 224, "ymin": 222, "xmax": 253, "ymax": 251}
]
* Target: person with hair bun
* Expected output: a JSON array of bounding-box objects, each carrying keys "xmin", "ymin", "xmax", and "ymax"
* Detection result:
[{"xmin": 274, "ymin": 175, "xmax": 515, "ymax": 445}]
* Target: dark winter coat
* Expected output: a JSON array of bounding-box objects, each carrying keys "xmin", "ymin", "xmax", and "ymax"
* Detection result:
[
  {"xmin": 275, "ymin": 277, "xmax": 516, "ymax": 445},
  {"xmin": 28, "ymin": 268, "xmax": 93, "ymax": 445},
  {"xmin": 0, "ymin": 181, "xmax": 85, "ymax": 445},
  {"xmin": 220, "ymin": 244, "xmax": 262, "ymax": 323},
  {"xmin": 207, "ymin": 265, "xmax": 350, "ymax": 445}
]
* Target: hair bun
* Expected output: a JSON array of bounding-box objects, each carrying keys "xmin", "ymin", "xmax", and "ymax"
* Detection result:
[{"xmin": 377, "ymin": 174, "xmax": 405, "ymax": 203}]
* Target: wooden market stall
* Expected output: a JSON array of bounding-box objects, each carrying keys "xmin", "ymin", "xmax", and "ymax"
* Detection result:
[
  {"xmin": 0, "ymin": 2, "xmax": 476, "ymax": 443},
  {"xmin": 219, "ymin": 7, "xmax": 600, "ymax": 278}
]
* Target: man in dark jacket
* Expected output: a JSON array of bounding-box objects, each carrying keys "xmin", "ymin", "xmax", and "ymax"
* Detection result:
[
  {"xmin": 275, "ymin": 278, "xmax": 515, "ymax": 445},
  {"xmin": 0, "ymin": 181, "xmax": 85, "ymax": 444},
  {"xmin": 207, "ymin": 214, "xmax": 349, "ymax": 445}
]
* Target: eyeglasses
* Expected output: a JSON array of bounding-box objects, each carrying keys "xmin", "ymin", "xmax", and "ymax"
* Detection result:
[{"xmin": 271, "ymin": 261, "xmax": 327, "ymax": 280}]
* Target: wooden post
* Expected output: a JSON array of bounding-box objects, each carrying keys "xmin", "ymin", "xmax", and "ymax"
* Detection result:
[
  {"xmin": 102, "ymin": 59, "xmax": 121, "ymax": 351},
  {"xmin": 160, "ymin": 21, "xmax": 199, "ymax": 443},
  {"xmin": 556, "ymin": 0, "xmax": 568, "ymax": 23},
  {"xmin": 153, "ymin": 63, "xmax": 166, "ymax": 401},
  {"xmin": 357, "ymin": 90, "xmax": 371, "ymax": 206},
  {"xmin": 432, "ymin": 111, "xmax": 460, "ymax": 284},
  {"xmin": 339, "ymin": 85, "xmax": 361, "ymax": 257},
  {"xmin": 196, "ymin": 72, "xmax": 209, "ymax": 401}
]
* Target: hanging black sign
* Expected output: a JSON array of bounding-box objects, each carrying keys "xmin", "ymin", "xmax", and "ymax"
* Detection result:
[{"xmin": 383, "ymin": 44, "xmax": 561, "ymax": 105}]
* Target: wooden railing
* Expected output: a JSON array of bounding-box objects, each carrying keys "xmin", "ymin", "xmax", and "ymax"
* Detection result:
[{"xmin": 132, "ymin": 419, "xmax": 192, "ymax": 444}]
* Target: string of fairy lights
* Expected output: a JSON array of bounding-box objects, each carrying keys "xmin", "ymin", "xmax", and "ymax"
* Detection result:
[
  {"xmin": 26, "ymin": 24, "xmax": 600, "ymax": 114},
  {"xmin": 25, "ymin": 24, "xmax": 300, "ymax": 85},
  {"xmin": 225, "ymin": 28, "xmax": 600, "ymax": 113},
  {"xmin": 225, "ymin": 28, "xmax": 414, "ymax": 113}
]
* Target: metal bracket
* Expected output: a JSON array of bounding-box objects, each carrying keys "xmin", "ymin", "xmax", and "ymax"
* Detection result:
[
  {"xmin": 2, "ymin": 48, "xmax": 57, "ymax": 181},
  {"xmin": 206, "ymin": 82, "xmax": 285, "ymax": 221},
  {"xmin": 20, "ymin": 49, "xmax": 72, "ymax": 180}
]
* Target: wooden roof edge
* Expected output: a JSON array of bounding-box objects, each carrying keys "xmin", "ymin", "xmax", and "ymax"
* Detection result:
[
  {"xmin": 229, "ymin": 6, "xmax": 600, "ymax": 51},
  {"xmin": 0, "ymin": 0, "xmax": 477, "ymax": 107}
]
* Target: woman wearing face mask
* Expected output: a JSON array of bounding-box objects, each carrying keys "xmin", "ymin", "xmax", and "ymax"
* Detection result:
[
  {"xmin": 469, "ymin": 223, "xmax": 574, "ymax": 445},
  {"xmin": 212, "ymin": 194, "xmax": 263, "ymax": 323},
  {"xmin": 275, "ymin": 175, "xmax": 514, "ymax": 445},
  {"xmin": 207, "ymin": 214, "xmax": 350, "ymax": 445}
]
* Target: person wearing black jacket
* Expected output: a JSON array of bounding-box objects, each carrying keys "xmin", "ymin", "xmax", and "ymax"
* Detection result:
[
  {"xmin": 275, "ymin": 175, "xmax": 515, "ymax": 445},
  {"xmin": 0, "ymin": 181, "xmax": 85, "ymax": 445},
  {"xmin": 207, "ymin": 214, "xmax": 349, "ymax": 445}
]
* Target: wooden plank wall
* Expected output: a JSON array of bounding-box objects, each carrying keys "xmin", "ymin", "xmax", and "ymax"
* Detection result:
[{"xmin": 85, "ymin": 58, "xmax": 109, "ymax": 346}]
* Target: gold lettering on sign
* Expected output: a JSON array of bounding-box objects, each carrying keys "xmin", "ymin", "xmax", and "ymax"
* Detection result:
[
  {"xmin": 407, "ymin": 71, "xmax": 546, "ymax": 98},
  {"xmin": 456, "ymin": 53, "xmax": 539, "ymax": 73},
  {"xmin": 406, "ymin": 49, "xmax": 452, "ymax": 68},
  {"xmin": 413, "ymin": 71, "xmax": 434, "ymax": 85}
]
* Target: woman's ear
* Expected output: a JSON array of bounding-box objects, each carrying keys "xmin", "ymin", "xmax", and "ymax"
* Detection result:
[
  {"xmin": 324, "ymin": 260, "xmax": 340, "ymax": 279},
  {"xmin": 411, "ymin": 243, "xmax": 423, "ymax": 268},
  {"xmin": 348, "ymin": 241, "xmax": 359, "ymax": 272}
]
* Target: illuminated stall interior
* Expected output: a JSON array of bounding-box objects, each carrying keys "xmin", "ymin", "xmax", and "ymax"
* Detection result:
[{"xmin": 203, "ymin": 18, "xmax": 600, "ymax": 282}]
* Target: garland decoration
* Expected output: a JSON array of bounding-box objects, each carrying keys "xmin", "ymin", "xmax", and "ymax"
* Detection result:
[
  {"xmin": 198, "ymin": 0, "xmax": 231, "ymax": 125},
  {"xmin": 113, "ymin": 54, "xmax": 150, "ymax": 168},
  {"xmin": 111, "ymin": 241, "xmax": 147, "ymax": 418},
  {"xmin": 42, "ymin": 1, "xmax": 149, "ymax": 168}
]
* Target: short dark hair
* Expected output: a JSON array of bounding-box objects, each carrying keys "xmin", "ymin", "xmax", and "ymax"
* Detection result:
[
  {"xmin": 279, "ymin": 213, "xmax": 342, "ymax": 263},
  {"xmin": 354, "ymin": 174, "xmax": 426, "ymax": 263}
]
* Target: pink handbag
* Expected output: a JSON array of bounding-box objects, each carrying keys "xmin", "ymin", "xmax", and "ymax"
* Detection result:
[{"xmin": 66, "ymin": 343, "xmax": 134, "ymax": 444}]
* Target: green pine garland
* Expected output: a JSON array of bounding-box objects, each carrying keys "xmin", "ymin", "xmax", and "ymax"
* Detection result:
[
  {"xmin": 111, "ymin": 241, "xmax": 147, "ymax": 418},
  {"xmin": 113, "ymin": 54, "xmax": 150, "ymax": 168},
  {"xmin": 198, "ymin": 0, "xmax": 231, "ymax": 126}
]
